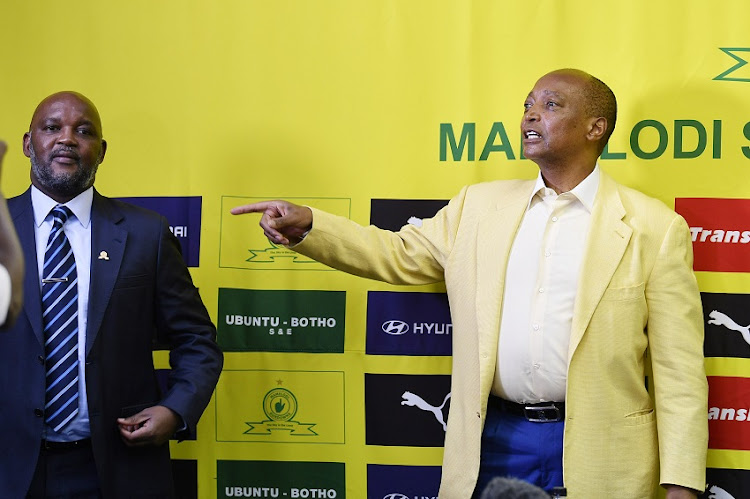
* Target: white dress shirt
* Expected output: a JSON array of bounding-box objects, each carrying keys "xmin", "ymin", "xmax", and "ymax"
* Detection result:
[
  {"xmin": 32, "ymin": 186, "xmax": 93, "ymax": 441},
  {"xmin": 0, "ymin": 263, "xmax": 11, "ymax": 326},
  {"xmin": 492, "ymin": 166, "xmax": 600, "ymax": 404}
]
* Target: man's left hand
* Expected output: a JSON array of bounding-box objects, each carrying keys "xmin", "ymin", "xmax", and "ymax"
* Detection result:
[
  {"xmin": 117, "ymin": 405, "xmax": 180, "ymax": 447},
  {"xmin": 665, "ymin": 484, "xmax": 699, "ymax": 499}
]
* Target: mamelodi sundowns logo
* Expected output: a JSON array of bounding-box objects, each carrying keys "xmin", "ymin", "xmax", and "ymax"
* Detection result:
[
  {"xmin": 708, "ymin": 376, "xmax": 750, "ymax": 451},
  {"xmin": 675, "ymin": 198, "xmax": 750, "ymax": 272},
  {"xmin": 219, "ymin": 196, "xmax": 350, "ymax": 271},
  {"xmin": 218, "ymin": 460, "xmax": 344, "ymax": 498},
  {"xmin": 215, "ymin": 370, "xmax": 345, "ymax": 443},
  {"xmin": 218, "ymin": 289, "xmax": 345, "ymax": 353}
]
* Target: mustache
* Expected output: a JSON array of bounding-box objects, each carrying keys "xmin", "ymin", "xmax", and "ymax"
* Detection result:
[{"xmin": 51, "ymin": 147, "xmax": 80, "ymax": 160}]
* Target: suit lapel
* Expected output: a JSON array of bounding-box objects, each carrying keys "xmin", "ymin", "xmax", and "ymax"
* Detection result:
[
  {"xmin": 476, "ymin": 180, "xmax": 535, "ymax": 391},
  {"xmin": 11, "ymin": 190, "xmax": 44, "ymax": 346},
  {"xmin": 568, "ymin": 172, "xmax": 632, "ymax": 359},
  {"xmin": 86, "ymin": 191, "xmax": 127, "ymax": 355}
]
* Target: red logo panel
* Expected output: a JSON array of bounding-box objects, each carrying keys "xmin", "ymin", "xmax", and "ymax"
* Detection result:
[
  {"xmin": 708, "ymin": 376, "xmax": 750, "ymax": 450},
  {"xmin": 675, "ymin": 198, "xmax": 750, "ymax": 272}
]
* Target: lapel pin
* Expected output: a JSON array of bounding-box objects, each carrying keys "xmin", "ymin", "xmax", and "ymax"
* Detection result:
[{"xmin": 98, "ymin": 251, "xmax": 110, "ymax": 261}]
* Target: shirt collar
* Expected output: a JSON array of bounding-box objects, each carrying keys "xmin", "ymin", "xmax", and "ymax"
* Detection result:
[
  {"xmin": 31, "ymin": 186, "xmax": 94, "ymax": 229},
  {"xmin": 526, "ymin": 164, "xmax": 600, "ymax": 213}
]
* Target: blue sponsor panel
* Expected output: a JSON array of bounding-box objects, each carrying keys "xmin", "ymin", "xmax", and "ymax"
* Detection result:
[
  {"xmin": 117, "ymin": 196, "xmax": 202, "ymax": 267},
  {"xmin": 366, "ymin": 291, "xmax": 452, "ymax": 356},
  {"xmin": 367, "ymin": 464, "xmax": 441, "ymax": 499}
]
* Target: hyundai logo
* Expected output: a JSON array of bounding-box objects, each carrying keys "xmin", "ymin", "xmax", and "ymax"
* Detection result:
[
  {"xmin": 383, "ymin": 494, "xmax": 410, "ymax": 499},
  {"xmin": 382, "ymin": 320, "xmax": 409, "ymax": 335}
]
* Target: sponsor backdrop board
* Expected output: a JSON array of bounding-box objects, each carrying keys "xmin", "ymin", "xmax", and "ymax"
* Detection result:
[
  {"xmin": 218, "ymin": 288, "xmax": 346, "ymax": 353},
  {"xmin": 367, "ymin": 464, "xmax": 442, "ymax": 499},
  {"xmin": 117, "ymin": 196, "xmax": 203, "ymax": 267},
  {"xmin": 217, "ymin": 460, "xmax": 345, "ymax": 498},
  {"xmin": 1, "ymin": 1, "xmax": 749, "ymax": 497},
  {"xmin": 364, "ymin": 374, "xmax": 451, "ymax": 448},
  {"xmin": 215, "ymin": 370, "xmax": 346, "ymax": 443},
  {"xmin": 366, "ymin": 291, "xmax": 452, "ymax": 356}
]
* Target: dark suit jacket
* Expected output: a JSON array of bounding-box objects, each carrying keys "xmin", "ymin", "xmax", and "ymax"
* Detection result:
[{"xmin": 0, "ymin": 188, "xmax": 223, "ymax": 498}]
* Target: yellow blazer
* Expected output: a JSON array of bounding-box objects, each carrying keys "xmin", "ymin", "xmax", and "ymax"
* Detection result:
[{"xmin": 296, "ymin": 171, "xmax": 707, "ymax": 498}]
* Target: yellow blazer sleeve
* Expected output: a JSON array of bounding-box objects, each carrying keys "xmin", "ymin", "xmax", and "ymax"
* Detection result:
[
  {"xmin": 646, "ymin": 214, "xmax": 708, "ymax": 491},
  {"xmin": 294, "ymin": 186, "xmax": 471, "ymax": 285}
]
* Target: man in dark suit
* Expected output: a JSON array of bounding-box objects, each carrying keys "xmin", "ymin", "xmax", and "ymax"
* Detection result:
[{"xmin": 0, "ymin": 91, "xmax": 223, "ymax": 498}]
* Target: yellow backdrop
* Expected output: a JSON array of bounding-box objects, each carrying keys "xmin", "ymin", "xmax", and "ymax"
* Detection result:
[{"xmin": 1, "ymin": 2, "xmax": 749, "ymax": 497}]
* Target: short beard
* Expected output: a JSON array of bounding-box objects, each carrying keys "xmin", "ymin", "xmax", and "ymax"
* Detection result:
[{"xmin": 29, "ymin": 139, "xmax": 99, "ymax": 198}]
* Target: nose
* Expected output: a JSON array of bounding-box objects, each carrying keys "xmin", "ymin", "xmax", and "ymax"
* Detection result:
[
  {"xmin": 56, "ymin": 127, "xmax": 78, "ymax": 146},
  {"xmin": 524, "ymin": 104, "xmax": 540, "ymax": 122}
]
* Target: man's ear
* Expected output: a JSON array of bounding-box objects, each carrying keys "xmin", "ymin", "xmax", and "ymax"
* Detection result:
[
  {"xmin": 587, "ymin": 117, "xmax": 607, "ymax": 143},
  {"xmin": 99, "ymin": 139, "xmax": 107, "ymax": 164},
  {"xmin": 22, "ymin": 132, "xmax": 31, "ymax": 158},
  {"xmin": 587, "ymin": 116, "xmax": 607, "ymax": 142}
]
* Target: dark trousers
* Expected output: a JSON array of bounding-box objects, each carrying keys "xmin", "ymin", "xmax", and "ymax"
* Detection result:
[
  {"xmin": 472, "ymin": 400, "xmax": 565, "ymax": 498},
  {"xmin": 27, "ymin": 441, "xmax": 102, "ymax": 499}
]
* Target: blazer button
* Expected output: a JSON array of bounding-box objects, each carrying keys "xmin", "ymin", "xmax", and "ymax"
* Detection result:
[{"xmin": 34, "ymin": 408, "xmax": 43, "ymax": 417}]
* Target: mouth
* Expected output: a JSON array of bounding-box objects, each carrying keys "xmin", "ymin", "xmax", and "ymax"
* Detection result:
[
  {"xmin": 523, "ymin": 130, "xmax": 542, "ymax": 140},
  {"xmin": 51, "ymin": 150, "xmax": 80, "ymax": 164}
]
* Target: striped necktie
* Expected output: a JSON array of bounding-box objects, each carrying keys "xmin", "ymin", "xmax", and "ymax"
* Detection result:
[{"xmin": 42, "ymin": 205, "xmax": 79, "ymax": 432}]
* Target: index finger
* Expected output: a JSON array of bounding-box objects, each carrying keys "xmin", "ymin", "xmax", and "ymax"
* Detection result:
[
  {"xmin": 231, "ymin": 201, "xmax": 275, "ymax": 215},
  {"xmin": 119, "ymin": 425, "xmax": 150, "ymax": 446}
]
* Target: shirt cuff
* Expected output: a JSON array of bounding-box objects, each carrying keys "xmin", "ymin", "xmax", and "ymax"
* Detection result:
[{"xmin": 0, "ymin": 263, "xmax": 11, "ymax": 326}]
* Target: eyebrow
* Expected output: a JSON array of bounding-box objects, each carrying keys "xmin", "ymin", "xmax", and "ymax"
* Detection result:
[
  {"xmin": 39, "ymin": 117, "xmax": 97, "ymax": 128},
  {"xmin": 526, "ymin": 90, "xmax": 565, "ymax": 100},
  {"xmin": 541, "ymin": 90, "xmax": 564, "ymax": 99}
]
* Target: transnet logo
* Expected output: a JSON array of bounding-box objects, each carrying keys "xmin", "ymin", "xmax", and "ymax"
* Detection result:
[
  {"xmin": 675, "ymin": 198, "xmax": 750, "ymax": 272},
  {"xmin": 707, "ymin": 376, "xmax": 750, "ymax": 451}
]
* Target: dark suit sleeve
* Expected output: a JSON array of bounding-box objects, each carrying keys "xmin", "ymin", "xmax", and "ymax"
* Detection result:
[{"xmin": 152, "ymin": 217, "xmax": 223, "ymax": 436}]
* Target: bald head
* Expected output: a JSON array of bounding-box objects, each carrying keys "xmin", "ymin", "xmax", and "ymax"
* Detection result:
[
  {"xmin": 546, "ymin": 69, "xmax": 617, "ymax": 150},
  {"xmin": 23, "ymin": 91, "xmax": 107, "ymax": 203},
  {"xmin": 29, "ymin": 91, "xmax": 103, "ymax": 136}
]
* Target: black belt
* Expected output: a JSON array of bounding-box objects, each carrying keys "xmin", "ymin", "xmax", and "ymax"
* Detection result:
[
  {"xmin": 488, "ymin": 396, "xmax": 565, "ymax": 423},
  {"xmin": 41, "ymin": 438, "xmax": 91, "ymax": 451}
]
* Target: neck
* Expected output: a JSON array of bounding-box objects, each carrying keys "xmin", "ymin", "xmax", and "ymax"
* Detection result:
[
  {"xmin": 31, "ymin": 180, "xmax": 85, "ymax": 204},
  {"xmin": 537, "ymin": 161, "xmax": 596, "ymax": 194}
]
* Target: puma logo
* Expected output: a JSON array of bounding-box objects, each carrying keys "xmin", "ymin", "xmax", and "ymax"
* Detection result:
[
  {"xmin": 407, "ymin": 216, "xmax": 423, "ymax": 228},
  {"xmin": 708, "ymin": 310, "xmax": 750, "ymax": 347},
  {"xmin": 706, "ymin": 484, "xmax": 735, "ymax": 499},
  {"xmin": 401, "ymin": 391, "xmax": 451, "ymax": 431}
]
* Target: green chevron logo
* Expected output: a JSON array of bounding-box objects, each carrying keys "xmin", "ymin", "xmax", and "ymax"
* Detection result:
[
  {"xmin": 244, "ymin": 243, "xmax": 316, "ymax": 263},
  {"xmin": 714, "ymin": 48, "xmax": 750, "ymax": 82}
]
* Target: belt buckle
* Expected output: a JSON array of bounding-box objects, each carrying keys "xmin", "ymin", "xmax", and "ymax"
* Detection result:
[{"xmin": 524, "ymin": 404, "xmax": 560, "ymax": 423}]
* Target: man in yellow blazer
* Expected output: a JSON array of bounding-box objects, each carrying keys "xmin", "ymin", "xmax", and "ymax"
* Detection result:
[{"xmin": 232, "ymin": 69, "xmax": 708, "ymax": 498}]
